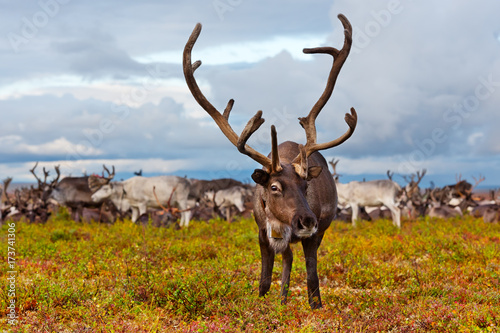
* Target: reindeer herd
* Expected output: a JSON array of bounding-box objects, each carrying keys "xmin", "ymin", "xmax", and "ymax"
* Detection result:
[
  {"xmin": 0, "ymin": 164, "xmax": 255, "ymax": 226},
  {"xmin": 330, "ymin": 159, "xmax": 499, "ymax": 225},
  {"xmin": 2, "ymin": 160, "xmax": 495, "ymax": 227},
  {"xmin": 1, "ymin": 14, "xmax": 498, "ymax": 309}
]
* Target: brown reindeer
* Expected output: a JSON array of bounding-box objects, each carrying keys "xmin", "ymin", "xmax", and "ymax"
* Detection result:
[
  {"xmin": 1, "ymin": 178, "xmax": 15, "ymax": 222},
  {"xmin": 403, "ymin": 169, "xmax": 426, "ymax": 198},
  {"xmin": 51, "ymin": 165, "xmax": 116, "ymax": 222},
  {"xmin": 30, "ymin": 162, "xmax": 60, "ymax": 201},
  {"xmin": 183, "ymin": 14, "xmax": 357, "ymax": 309}
]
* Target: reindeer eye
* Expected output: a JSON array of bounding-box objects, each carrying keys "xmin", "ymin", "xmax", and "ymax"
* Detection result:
[{"xmin": 271, "ymin": 185, "xmax": 279, "ymax": 191}]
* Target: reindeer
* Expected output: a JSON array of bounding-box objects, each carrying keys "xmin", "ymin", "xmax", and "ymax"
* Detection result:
[
  {"xmin": 426, "ymin": 189, "xmax": 463, "ymax": 219},
  {"xmin": 429, "ymin": 174, "xmax": 484, "ymax": 214},
  {"xmin": 327, "ymin": 160, "xmax": 402, "ymax": 226},
  {"xmin": 28, "ymin": 162, "xmax": 61, "ymax": 222},
  {"xmin": 335, "ymin": 178, "xmax": 402, "ymax": 227},
  {"xmin": 150, "ymin": 185, "xmax": 193, "ymax": 227},
  {"xmin": 30, "ymin": 163, "xmax": 60, "ymax": 198},
  {"xmin": 454, "ymin": 174, "xmax": 485, "ymax": 212},
  {"xmin": 203, "ymin": 186, "xmax": 253, "ymax": 222},
  {"xmin": 403, "ymin": 169, "xmax": 427, "ymax": 198},
  {"xmin": 401, "ymin": 169, "xmax": 427, "ymax": 219},
  {"xmin": 0, "ymin": 178, "xmax": 14, "ymax": 223},
  {"xmin": 51, "ymin": 165, "xmax": 116, "ymax": 222},
  {"xmin": 183, "ymin": 14, "xmax": 357, "ymax": 309}
]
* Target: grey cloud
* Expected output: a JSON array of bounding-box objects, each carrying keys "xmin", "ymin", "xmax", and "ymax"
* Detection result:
[
  {"xmin": 49, "ymin": 28, "xmax": 147, "ymax": 79},
  {"xmin": 1, "ymin": 1, "xmax": 500, "ymax": 186}
]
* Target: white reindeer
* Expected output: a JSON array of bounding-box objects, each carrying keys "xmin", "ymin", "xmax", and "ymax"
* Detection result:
[
  {"xmin": 330, "ymin": 160, "xmax": 402, "ymax": 227},
  {"xmin": 335, "ymin": 179, "xmax": 402, "ymax": 227},
  {"xmin": 203, "ymin": 186, "xmax": 253, "ymax": 221}
]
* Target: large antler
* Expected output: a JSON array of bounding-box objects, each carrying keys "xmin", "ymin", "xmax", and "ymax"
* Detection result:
[
  {"xmin": 415, "ymin": 169, "xmax": 426, "ymax": 186},
  {"xmin": 293, "ymin": 14, "xmax": 357, "ymax": 177},
  {"xmin": 297, "ymin": 15, "xmax": 357, "ymax": 155},
  {"xmin": 30, "ymin": 162, "xmax": 45, "ymax": 188},
  {"xmin": 50, "ymin": 165, "xmax": 61, "ymax": 188},
  {"xmin": 102, "ymin": 165, "xmax": 115, "ymax": 182},
  {"xmin": 404, "ymin": 169, "xmax": 426, "ymax": 197},
  {"xmin": 183, "ymin": 23, "xmax": 277, "ymax": 172},
  {"xmin": 88, "ymin": 165, "xmax": 116, "ymax": 193},
  {"xmin": 30, "ymin": 162, "xmax": 60, "ymax": 190},
  {"xmin": 470, "ymin": 174, "xmax": 485, "ymax": 194}
]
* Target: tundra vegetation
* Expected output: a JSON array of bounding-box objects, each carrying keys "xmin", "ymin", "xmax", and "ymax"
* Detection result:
[{"xmin": 0, "ymin": 210, "xmax": 499, "ymax": 332}]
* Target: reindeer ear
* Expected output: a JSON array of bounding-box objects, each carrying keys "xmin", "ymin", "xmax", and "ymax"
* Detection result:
[
  {"xmin": 307, "ymin": 166, "xmax": 323, "ymax": 181},
  {"xmin": 251, "ymin": 169, "xmax": 269, "ymax": 185}
]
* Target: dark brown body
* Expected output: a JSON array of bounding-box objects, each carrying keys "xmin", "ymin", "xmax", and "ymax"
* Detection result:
[
  {"xmin": 188, "ymin": 178, "xmax": 245, "ymax": 202},
  {"xmin": 252, "ymin": 141, "xmax": 337, "ymax": 309},
  {"xmin": 51, "ymin": 177, "xmax": 102, "ymax": 221}
]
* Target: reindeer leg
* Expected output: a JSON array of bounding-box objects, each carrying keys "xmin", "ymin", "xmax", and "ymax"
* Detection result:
[
  {"xmin": 258, "ymin": 228, "xmax": 275, "ymax": 297},
  {"xmin": 351, "ymin": 204, "xmax": 359, "ymax": 227},
  {"xmin": 302, "ymin": 234, "xmax": 323, "ymax": 309},
  {"xmin": 280, "ymin": 245, "xmax": 293, "ymax": 305},
  {"xmin": 180, "ymin": 210, "xmax": 192, "ymax": 227},
  {"xmin": 387, "ymin": 203, "xmax": 401, "ymax": 228},
  {"xmin": 76, "ymin": 205, "xmax": 84, "ymax": 222},
  {"xmin": 131, "ymin": 207, "xmax": 140, "ymax": 223}
]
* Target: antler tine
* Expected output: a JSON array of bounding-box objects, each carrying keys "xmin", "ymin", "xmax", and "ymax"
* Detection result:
[
  {"xmin": 294, "ymin": 104, "xmax": 356, "ymax": 165},
  {"xmin": 183, "ymin": 23, "xmax": 272, "ymax": 170},
  {"xmin": 416, "ymin": 169, "xmax": 426, "ymax": 185},
  {"xmin": 2, "ymin": 177, "xmax": 13, "ymax": 205},
  {"xmin": 29, "ymin": 161, "xmax": 38, "ymax": 174},
  {"xmin": 50, "ymin": 165, "xmax": 61, "ymax": 187},
  {"xmin": 153, "ymin": 186, "xmax": 175, "ymax": 216},
  {"xmin": 3, "ymin": 177, "xmax": 12, "ymax": 190},
  {"xmin": 294, "ymin": 14, "xmax": 357, "ymax": 161},
  {"xmin": 30, "ymin": 162, "xmax": 43, "ymax": 187},
  {"xmin": 430, "ymin": 188, "xmax": 438, "ymax": 203},
  {"xmin": 42, "ymin": 167, "xmax": 50, "ymax": 185},
  {"xmin": 329, "ymin": 158, "xmax": 341, "ymax": 177},
  {"xmin": 237, "ymin": 110, "xmax": 264, "ymax": 154},
  {"xmin": 302, "ymin": 14, "xmax": 352, "ymax": 122},
  {"xmin": 102, "ymin": 165, "xmax": 115, "ymax": 181},
  {"xmin": 471, "ymin": 174, "xmax": 485, "ymax": 191}
]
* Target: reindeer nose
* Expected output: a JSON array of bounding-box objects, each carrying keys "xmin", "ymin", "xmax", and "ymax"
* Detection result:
[{"xmin": 297, "ymin": 214, "xmax": 318, "ymax": 230}]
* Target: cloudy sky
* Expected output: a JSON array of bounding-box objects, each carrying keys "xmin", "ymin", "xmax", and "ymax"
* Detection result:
[{"xmin": 1, "ymin": 0, "xmax": 499, "ymax": 188}]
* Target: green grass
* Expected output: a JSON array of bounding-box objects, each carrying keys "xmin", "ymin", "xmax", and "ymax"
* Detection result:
[{"xmin": 1, "ymin": 210, "xmax": 499, "ymax": 332}]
